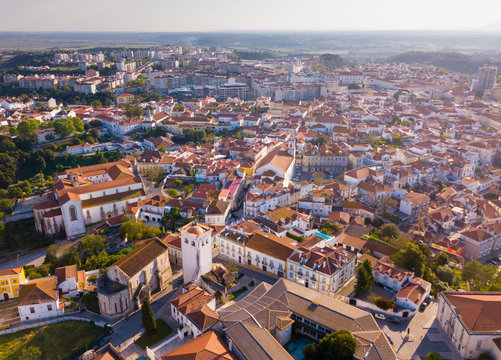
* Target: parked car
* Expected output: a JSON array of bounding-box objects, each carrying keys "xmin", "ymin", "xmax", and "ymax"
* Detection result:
[
  {"xmin": 419, "ymin": 302, "xmax": 428, "ymax": 312},
  {"xmin": 94, "ymin": 336, "xmax": 111, "ymax": 349},
  {"xmin": 236, "ymin": 272, "xmax": 244, "ymax": 280},
  {"xmin": 374, "ymin": 313, "xmax": 386, "ymax": 320},
  {"xmin": 387, "ymin": 317, "xmax": 401, "ymax": 324}
]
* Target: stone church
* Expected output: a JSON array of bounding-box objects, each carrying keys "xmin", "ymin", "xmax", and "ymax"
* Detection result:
[{"xmin": 97, "ymin": 238, "xmax": 172, "ymax": 318}]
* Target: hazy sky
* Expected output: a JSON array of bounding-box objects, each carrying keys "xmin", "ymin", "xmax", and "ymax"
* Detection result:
[{"xmin": 2, "ymin": 0, "xmax": 501, "ymax": 32}]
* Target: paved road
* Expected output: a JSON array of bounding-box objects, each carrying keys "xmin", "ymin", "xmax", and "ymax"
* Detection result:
[
  {"xmin": 376, "ymin": 299, "xmax": 457, "ymax": 360},
  {"xmin": 0, "ymin": 249, "xmax": 46, "ymax": 270}
]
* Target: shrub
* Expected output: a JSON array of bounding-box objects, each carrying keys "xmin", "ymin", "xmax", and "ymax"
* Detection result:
[
  {"xmin": 382, "ymin": 212, "xmax": 401, "ymax": 224},
  {"xmin": 478, "ymin": 352, "xmax": 495, "ymax": 360},
  {"xmin": 82, "ymin": 290, "xmax": 100, "ymax": 313},
  {"xmin": 374, "ymin": 297, "xmax": 394, "ymax": 310},
  {"xmin": 249, "ymin": 280, "xmax": 255, "ymax": 287},
  {"xmin": 286, "ymin": 232, "xmax": 305, "ymax": 242}
]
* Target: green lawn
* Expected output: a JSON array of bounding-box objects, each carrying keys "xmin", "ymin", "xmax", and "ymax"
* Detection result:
[
  {"xmin": 0, "ymin": 320, "xmax": 105, "ymax": 360},
  {"xmin": 135, "ymin": 319, "xmax": 173, "ymax": 349}
]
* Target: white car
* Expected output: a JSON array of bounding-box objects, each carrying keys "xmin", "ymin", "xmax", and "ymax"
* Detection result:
[{"xmin": 374, "ymin": 313, "xmax": 386, "ymax": 320}]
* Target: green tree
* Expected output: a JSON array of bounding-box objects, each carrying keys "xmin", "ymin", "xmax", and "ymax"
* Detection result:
[
  {"xmin": 141, "ymin": 297, "xmax": 156, "ymax": 336},
  {"xmin": 80, "ymin": 234, "xmax": 106, "ymax": 255},
  {"xmin": 392, "ymin": 243, "xmax": 426, "ymax": 277},
  {"xmin": 355, "ymin": 262, "xmax": 374, "ymax": 296},
  {"xmin": 224, "ymin": 262, "xmax": 238, "ymax": 288},
  {"xmin": 19, "ymin": 346, "xmax": 42, "ymax": 360},
  {"xmin": 381, "ymin": 223, "xmax": 400, "ymax": 238},
  {"xmin": 435, "ymin": 252, "xmax": 449, "ymax": 266},
  {"xmin": 90, "ymin": 100, "xmax": 102, "ymax": 108},
  {"xmin": 17, "ymin": 119, "xmax": 40, "ymax": 140},
  {"xmin": 311, "ymin": 136, "xmax": 328, "ymax": 146},
  {"xmin": 119, "ymin": 220, "xmax": 148, "ymax": 242},
  {"xmin": 425, "ymin": 351, "xmax": 442, "ymax": 360},
  {"xmin": 168, "ymin": 189, "xmax": 178, "ymax": 197},
  {"xmin": 83, "ymin": 250, "xmax": 110, "ymax": 271},
  {"xmin": 0, "ymin": 198, "xmax": 12, "ymax": 213},
  {"xmin": 174, "ymin": 179, "xmax": 183, "ymax": 188},
  {"xmin": 0, "ymin": 154, "xmax": 17, "ymax": 188},
  {"xmin": 65, "ymin": 250, "xmax": 82, "ymax": 268},
  {"xmin": 462, "ymin": 261, "xmax": 497, "ymax": 290},
  {"xmin": 70, "ymin": 117, "xmax": 84, "ymax": 132},
  {"xmin": 312, "ymin": 171, "xmax": 326, "ymax": 186},
  {"xmin": 320, "ymin": 222, "xmax": 341, "ymax": 235},
  {"xmin": 44, "ymin": 244, "xmax": 59, "ymax": 266},
  {"xmin": 125, "ymin": 104, "xmax": 144, "ymax": 118},
  {"xmin": 145, "ymin": 226, "xmax": 161, "ymax": 238},
  {"xmin": 54, "ymin": 118, "xmax": 76, "ymax": 137},
  {"xmin": 303, "ymin": 344, "xmax": 318, "ymax": 360},
  {"xmin": 436, "ymin": 265, "xmax": 455, "ymax": 285},
  {"xmin": 182, "ymin": 128, "xmax": 206, "ymax": 144},
  {"xmin": 82, "ymin": 290, "xmax": 100, "ymax": 313},
  {"xmin": 145, "ymin": 167, "xmax": 165, "ymax": 184},
  {"xmin": 318, "ymin": 329, "xmax": 357, "ymax": 360},
  {"xmin": 362, "ymin": 259, "xmax": 375, "ymax": 284}
]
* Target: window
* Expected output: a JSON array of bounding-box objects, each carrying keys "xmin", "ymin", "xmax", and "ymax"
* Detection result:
[
  {"xmin": 476, "ymin": 340, "xmax": 482, "ymax": 350},
  {"xmin": 47, "ymin": 305, "xmax": 53, "ymax": 311},
  {"xmin": 30, "ymin": 307, "xmax": 35, "ymax": 313},
  {"xmin": 69, "ymin": 205, "xmax": 77, "ymax": 221}
]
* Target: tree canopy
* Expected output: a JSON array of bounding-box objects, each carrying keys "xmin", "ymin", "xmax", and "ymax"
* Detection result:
[
  {"xmin": 79, "ymin": 234, "xmax": 106, "ymax": 255},
  {"xmin": 355, "ymin": 259, "xmax": 375, "ymax": 296},
  {"xmin": 17, "ymin": 119, "xmax": 40, "ymax": 139},
  {"xmin": 391, "ymin": 242, "xmax": 426, "ymax": 277},
  {"xmin": 119, "ymin": 219, "xmax": 161, "ymax": 242},
  {"xmin": 318, "ymin": 329, "xmax": 357, "ymax": 360},
  {"xmin": 381, "ymin": 223, "xmax": 400, "ymax": 239}
]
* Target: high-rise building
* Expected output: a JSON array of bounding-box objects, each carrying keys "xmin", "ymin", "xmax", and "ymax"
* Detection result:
[{"xmin": 472, "ymin": 65, "xmax": 498, "ymax": 91}]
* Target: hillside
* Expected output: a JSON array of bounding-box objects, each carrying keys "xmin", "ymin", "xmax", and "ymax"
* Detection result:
[
  {"xmin": 386, "ymin": 51, "xmax": 493, "ymax": 74},
  {"xmin": 319, "ymin": 54, "xmax": 345, "ymax": 69}
]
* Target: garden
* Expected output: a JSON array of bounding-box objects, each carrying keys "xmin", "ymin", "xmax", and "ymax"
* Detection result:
[{"xmin": 0, "ymin": 320, "xmax": 106, "ymax": 360}]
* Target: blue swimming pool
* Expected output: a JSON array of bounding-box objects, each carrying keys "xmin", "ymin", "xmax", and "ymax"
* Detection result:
[
  {"xmin": 285, "ymin": 336, "xmax": 314, "ymax": 360},
  {"xmin": 315, "ymin": 232, "xmax": 330, "ymax": 240}
]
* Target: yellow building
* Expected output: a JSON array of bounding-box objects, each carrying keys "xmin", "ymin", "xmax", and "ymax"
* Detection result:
[{"xmin": 0, "ymin": 267, "xmax": 26, "ymax": 301}]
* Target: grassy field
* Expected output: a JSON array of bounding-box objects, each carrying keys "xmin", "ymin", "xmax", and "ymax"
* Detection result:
[
  {"xmin": 136, "ymin": 319, "xmax": 173, "ymax": 349},
  {"xmin": 0, "ymin": 320, "xmax": 105, "ymax": 360}
]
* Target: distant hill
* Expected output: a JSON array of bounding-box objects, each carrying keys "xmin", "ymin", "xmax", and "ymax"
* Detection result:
[
  {"xmin": 0, "ymin": 53, "xmax": 53, "ymax": 70},
  {"xmin": 319, "ymin": 54, "xmax": 345, "ymax": 70},
  {"xmin": 228, "ymin": 50, "xmax": 276, "ymax": 61},
  {"xmin": 386, "ymin": 51, "xmax": 492, "ymax": 74}
]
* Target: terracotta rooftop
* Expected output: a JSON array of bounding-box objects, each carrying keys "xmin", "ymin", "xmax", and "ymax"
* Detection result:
[
  {"xmin": 443, "ymin": 292, "xmax": 501, "ymax": 333},
  {"xmin": 18, "ymin": 276, "xmax": 59, "ymax": 306},
  {"xmin": 161, "ymin": 330, "xmax": 235, "ymax": 360},
  {"xmin": 114, "ymin": 238, "xmax": 168, "ymax": 278}
]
